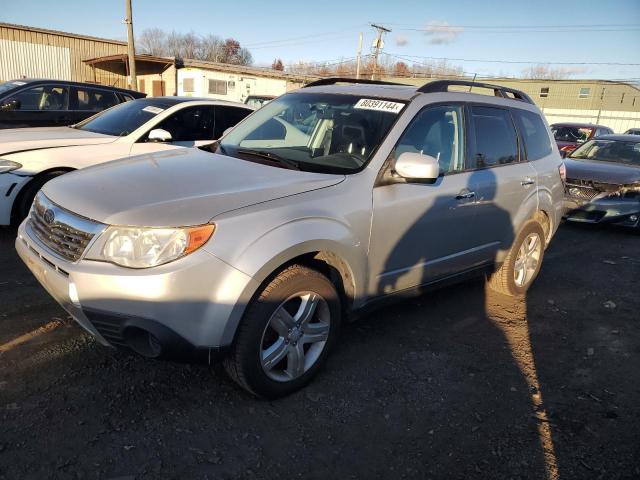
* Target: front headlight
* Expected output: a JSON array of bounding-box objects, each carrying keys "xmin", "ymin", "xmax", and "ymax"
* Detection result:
[
  {"xmin": 0, "ymin": 159, "xmax": 22, "ymax": 173},
  {"xmin": 86, "ymin": 224, "xmax": 215, "ymax": 268}
]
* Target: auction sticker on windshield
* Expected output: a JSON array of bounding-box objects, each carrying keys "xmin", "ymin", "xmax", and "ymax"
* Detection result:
[
  {"xmin": 142, "ymin": 106, "xmax": 165, "ymax": 114},
  {"xmin": 354, "ymin": 99, "xmax": 404, "ymax": 114}
]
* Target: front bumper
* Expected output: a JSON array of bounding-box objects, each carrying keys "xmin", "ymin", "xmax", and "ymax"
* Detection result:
[
  {"xmin": 0, "ymin": 172, "xmax": 30, "ymax": 225},
  {"xmin": 16, "ymin": 220, "xmax": 259, "ymax": 350},
  {"xmin": 563, "ymin": 195, "xmax": 640, "ymax": 227}
]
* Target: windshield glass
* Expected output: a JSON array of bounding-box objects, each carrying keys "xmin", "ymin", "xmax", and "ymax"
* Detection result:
[
  {"xmin": 219, "ymin": 93, "xmax": 405, "ymax": 173},
  {"xmin": 0, "ymin": 80, "xmax": 28, "ymax": 96},
  {"xmin": 75, "ymin": 99, "xmax": 173, "ymax": 136},
  {"xmin": 569, "ymin": 139, "xmax": 640, "ymax": 165},
  {"xmin": 551, "ymin": 125, "xmax": 593, "ymax": 144}
]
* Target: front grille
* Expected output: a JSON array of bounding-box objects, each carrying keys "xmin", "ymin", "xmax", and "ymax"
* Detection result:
[
  {"xmin": 27, "ymin": 193, "xmax": 104, "ymax": 262},
  {"xmin": 566, "ymin": 184, "xmax": 600, "ymax": 201}
]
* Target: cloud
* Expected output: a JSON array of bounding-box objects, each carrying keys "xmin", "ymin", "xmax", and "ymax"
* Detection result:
[
  {"xmin": 395, "ymin": 35, "xmax": 409, "ymax": 47},
  {"xmin": 422, "ymin": 21, "xmax": 464, "ymax": 45}
]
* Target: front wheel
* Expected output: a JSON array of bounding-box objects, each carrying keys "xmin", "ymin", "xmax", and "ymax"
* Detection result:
[
  {"xmin": 487, "ymin": 220, "xmax": 546, "ymax": 297},
  {"xmin": 224, "ymin": 265, "xmax": 341, "ymax": 398}
]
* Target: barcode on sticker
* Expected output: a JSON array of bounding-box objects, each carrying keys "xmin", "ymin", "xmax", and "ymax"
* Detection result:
[
  {"xmin": 142, "ymin": 106, "xmax": 165, "ymax": 114},
  {"xmin": 354, "ymin": 99, "xmax": 404, "ymax": 114}
]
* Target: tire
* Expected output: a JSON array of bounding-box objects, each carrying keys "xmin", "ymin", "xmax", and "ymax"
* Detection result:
[
  {"xmin": 487, "ymin": 220, "xmax": 546, "ymax": 297},
  {"xmin": 224, "ymin": 264, "xmax": 341, "ymax": 398},
  {"xmin": 13, "ymin": 171, "xmax": 66, "ymax": 225}
]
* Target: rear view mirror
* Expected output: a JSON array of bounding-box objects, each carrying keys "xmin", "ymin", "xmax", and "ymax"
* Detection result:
[
  {"xmin": 394, "ymin": 152, "xmax": 440, "ymax": 182},
  {"xmin": 148, "ymin": 128, "xmax": 172, "ymax": 143}
]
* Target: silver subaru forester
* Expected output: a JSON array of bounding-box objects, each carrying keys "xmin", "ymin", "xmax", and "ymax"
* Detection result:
[{"xmin": 16, "ymin": 79, "xmax": 565, "ymax": 398}]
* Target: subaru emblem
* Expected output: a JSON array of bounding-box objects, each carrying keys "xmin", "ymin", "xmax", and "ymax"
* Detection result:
[{"xmin": 43, "ymin": 209, "xmax": 55, "ymax": 224}]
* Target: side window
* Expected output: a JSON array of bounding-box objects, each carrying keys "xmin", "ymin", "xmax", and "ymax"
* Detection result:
[
  {"xmin": 7, "ymin": 85, "xmax": 69, "ymax": 111},
  {"xmin": 72, "ymin": 88, "xmax": 119, "ymax": 111},
  {"xmin": 208, "ymin": 79, "xmax": 227, "ymax": 95},
  {"xmin": 393, "ymin": 105, "xmax": 465, "ymax": 174},
  {"xmin": 513, "ymin": 109, "xmax": 552, "ymax": 161},
  {"xmin": 470, "ymin": 106, "xmax": 518, "ymax": 168},
  {"xmin": 153, "ymin": 106, "xmax": 216, "ymax": 141},
  {"xmin": 183, "ymin": 78, "xmax": 195, "ymax": 93},
  {"xmin": 214, "ymin": 106, "xmax": 252, "ymax": 138}
]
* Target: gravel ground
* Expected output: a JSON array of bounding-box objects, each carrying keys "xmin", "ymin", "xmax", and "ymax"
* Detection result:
[{"xmin": 0, "ymin": 223, "xmax": 639, "ymax": 480}]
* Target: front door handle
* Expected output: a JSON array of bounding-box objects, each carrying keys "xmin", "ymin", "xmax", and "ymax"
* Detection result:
[
  {"xmin": 521, "ymin": 177, "xmax": 535, "ymax": 186},
  {"xmin": 456, "ymin": 191, "xmax": 476, "ymax": 200}
]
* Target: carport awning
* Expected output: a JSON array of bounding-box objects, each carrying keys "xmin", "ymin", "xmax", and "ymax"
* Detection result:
[{"xmin": 83, "ymin": 54, "xmax": 174, "ymax": 76}]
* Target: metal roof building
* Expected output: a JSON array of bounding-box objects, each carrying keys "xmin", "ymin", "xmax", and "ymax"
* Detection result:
[{"xmin": 0, "ymin": 22, "xmax": 128, "ymax": 87}]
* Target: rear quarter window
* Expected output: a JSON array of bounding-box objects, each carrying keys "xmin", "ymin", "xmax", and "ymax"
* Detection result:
[
  {"xmin": 513, "ymin": 109, "xmax": 552, "ymax": 161},
  {"xmin": 470, "ymin": 106, "xmax": 519, "ymax": 168}
]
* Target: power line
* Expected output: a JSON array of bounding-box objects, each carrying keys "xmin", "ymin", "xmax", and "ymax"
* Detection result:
[
  {"xmin": 243, "ymin": 25, "xmax": 366, "ymax": 47},
  {"xmin": 382, "ymin": 52, "xmax": 640, "ymax": 67},
  {"xmin": 378, "ymin": 22, "xmax": 640, "ymax": 29}
]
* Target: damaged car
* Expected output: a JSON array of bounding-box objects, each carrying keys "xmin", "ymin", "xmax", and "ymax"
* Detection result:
[{"xmin": 563, "ymin": 134, "xmax": 640, "ymax": 228}]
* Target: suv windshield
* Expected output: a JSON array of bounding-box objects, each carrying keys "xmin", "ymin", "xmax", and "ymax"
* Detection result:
[
  {"xmin": 74, "ymin": 99, "xmax": 174, "ymax": 136},
  {"xmin": 551, "ymin": 125, "xmax": 593, "ymax": 143},
  {"xmin": 569, "ymin": 139, "xmax": 640, "ymax": 165},
  {"xmin": 219, "ymin": 93, "xmax": 405, "ymax": 173}
]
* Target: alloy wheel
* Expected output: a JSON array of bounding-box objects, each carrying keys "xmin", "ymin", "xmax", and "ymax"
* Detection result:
[
  {"xmin": 514, "ymin": 232, "xmax": 542, "ymax": 288},
  {"xmin": 259, "ymin": 292, "xmax": 331, "ymax": 382}
]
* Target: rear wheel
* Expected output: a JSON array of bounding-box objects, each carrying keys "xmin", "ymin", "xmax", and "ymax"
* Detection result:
[
  {"xmin": 224, "ymin": 264, "xmax": 341, "ymax": 398},
  {"xmin": 487, "ymin": 220, "xmax": 545, "ymax": 297}
]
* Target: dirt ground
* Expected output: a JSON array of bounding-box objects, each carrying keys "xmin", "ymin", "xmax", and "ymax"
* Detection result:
[{"xmin": 0, "ymin": 222, "xmax": 639, "ymax": 480}]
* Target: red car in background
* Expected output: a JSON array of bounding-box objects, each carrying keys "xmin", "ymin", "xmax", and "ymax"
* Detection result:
[{"xmin": 551, "ymin": 122, "xmax": 614, "ymax": 157}]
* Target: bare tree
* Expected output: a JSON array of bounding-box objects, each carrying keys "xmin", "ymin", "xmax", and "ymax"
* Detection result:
[
  {"xmin": 199, "ymin": 34, "xmax": 224, "ymax": 62},
  {"xmin": 272, "ymin": 58, "xmax": 284, "ymax": 71},
  {"xmin": 522, "ymin": 65, "xmax": 564, "ymax": 80},
  {"xmin": 393, "ymin": 61, "xmax": 410, "ymax": 77},
  {"xmin": 138, "ymin": 28, "xmax": 166, "ymax": 56},
  {"xmin": 137, "ymin": 30, "xmax": 253, "ymax": 65}
]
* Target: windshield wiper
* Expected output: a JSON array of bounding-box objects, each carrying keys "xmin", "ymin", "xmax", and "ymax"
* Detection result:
[{"xmin": 236, "ymin": 149, "xmax": 300, "ymax": 170}]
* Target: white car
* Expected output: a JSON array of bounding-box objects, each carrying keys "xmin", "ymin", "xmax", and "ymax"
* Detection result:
[{"xmin": 0, "ymin": 97, "xmax": 254, "ymax": 225}]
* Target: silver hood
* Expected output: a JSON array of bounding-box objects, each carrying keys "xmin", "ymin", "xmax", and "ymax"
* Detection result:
[
  {"xmin": 43, "ymin": 148, "xmax": 345, "ymax": 227},
  {"xmin": 0, "ymin": 126, "xmax": 116, "ymax": 155}
]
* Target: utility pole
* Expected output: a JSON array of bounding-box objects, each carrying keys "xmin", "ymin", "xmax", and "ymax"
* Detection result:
[
  {"xmin": 124, "ymin": 0, "xmax": 137, "ymax": 91},
  {"xmin": 355, "ymin": 32, "xmax": 363, "ymax": 79},
  {"xmin": 370, "ymin": 23, "xmax": 391, "ymax": 80},
  {"xmin": 596, "ymin": 86, "xmax": 606, "ymax": 124}
]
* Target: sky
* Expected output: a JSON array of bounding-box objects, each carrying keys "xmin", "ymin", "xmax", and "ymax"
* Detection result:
[{"xmin": 4, "ymin": 0, "xmax": 640, "ymax": 81}]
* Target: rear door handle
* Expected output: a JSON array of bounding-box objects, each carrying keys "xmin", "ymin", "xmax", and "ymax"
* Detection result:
[
  {"xmin": 521, "ymin": 177, "xmax": 535, "ymax": 186},
  {"xmin": 456, "ymin": 191, "xmax": 476, "ymax": 200}
]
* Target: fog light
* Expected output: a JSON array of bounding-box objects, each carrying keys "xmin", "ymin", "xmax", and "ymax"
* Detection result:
[{"xmin": 68, "ymin": 282, "xmax": 80, "ymax": 305}]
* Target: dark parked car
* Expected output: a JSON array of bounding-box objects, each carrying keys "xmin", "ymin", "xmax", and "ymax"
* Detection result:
[
  {"xmin": 624, "ymin": 128, "xmax": 640, "ymax": 136},
  {"xmin": 563, "ymin": 134, "xmax": 640, "ymax": 228},
  {"xmin": 551, "ymin": 122, "xmax": 614, "ymax": 157},
  {"xmin": 0, "ymin": 79, "xmax": 145, "ymax": 129}
]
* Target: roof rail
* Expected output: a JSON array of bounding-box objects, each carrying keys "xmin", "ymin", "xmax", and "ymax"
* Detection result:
[
  {"xmin": 418, "ymin": 80, "xmax": 535, "ymax": 104},
  {"xmin": 303, "ymin": 77, "xmax": 410, "ymax": 88}
]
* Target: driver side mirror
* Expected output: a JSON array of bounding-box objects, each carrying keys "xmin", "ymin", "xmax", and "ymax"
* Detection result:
[
  {"xmin": 147, "ymin": 128, "xmax": 172, "ymax": 143},
  {"xmin": 1, "ymin": 99, "xmax": 20, "ymax": 111},
  {"xmin": 394, "ymin": 152, "xmax": 440, "ymax": 182}
]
